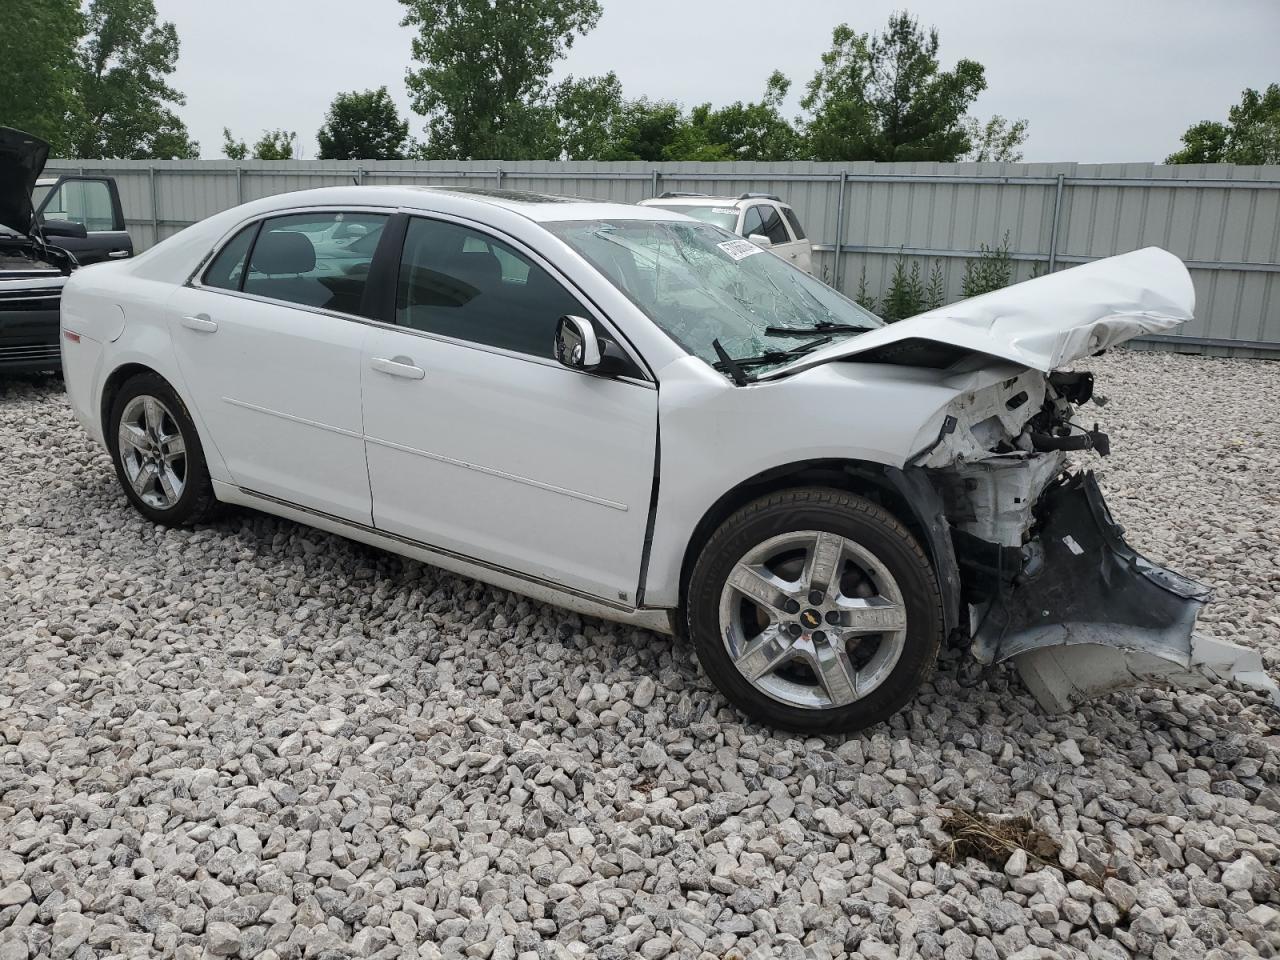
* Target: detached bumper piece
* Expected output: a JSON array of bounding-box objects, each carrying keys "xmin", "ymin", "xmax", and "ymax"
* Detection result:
[{"xmin": 971, "ymin": 471, "xmax": 1280, "ymax": 713}]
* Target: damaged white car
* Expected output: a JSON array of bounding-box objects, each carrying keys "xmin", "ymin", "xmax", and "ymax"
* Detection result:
[{"xmin": 58, "ymin": 187, "xmax": 1276, "ymax": 732}]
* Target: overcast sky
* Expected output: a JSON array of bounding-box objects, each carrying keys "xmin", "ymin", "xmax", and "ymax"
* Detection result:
[{"xmin": 156, "ymin": 0, "xmax": 1278, "ymax": 163}]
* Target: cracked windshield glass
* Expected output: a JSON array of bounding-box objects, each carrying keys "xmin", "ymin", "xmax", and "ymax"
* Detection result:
[{"xmin": 547, "ymin": 219, "xmax": 883, "ymax": 376}]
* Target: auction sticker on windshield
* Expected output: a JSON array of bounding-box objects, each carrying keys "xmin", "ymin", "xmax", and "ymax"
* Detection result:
[{"xmin": 718, "ymin": 239, "xmax": 764, "ymax": 262}]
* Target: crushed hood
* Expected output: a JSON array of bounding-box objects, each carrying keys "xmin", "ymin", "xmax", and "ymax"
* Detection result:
[
  {"xmin": 0, "ymin": 127, "xmax": 50, "ymax": 236},
  {"xmin": 763, "ymin": 247, "xmax": 1195, "ymax": 378}
]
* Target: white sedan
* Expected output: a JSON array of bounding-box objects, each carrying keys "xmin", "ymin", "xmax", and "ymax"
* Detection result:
[{"xmin": 58, "ymin": 186, "xmax": 1276, "ymax": 732}]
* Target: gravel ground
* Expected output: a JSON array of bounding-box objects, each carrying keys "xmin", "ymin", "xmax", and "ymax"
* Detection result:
[{"xmin": 1, "ymin": 349, "xmax": 1278, "ymax": 960}]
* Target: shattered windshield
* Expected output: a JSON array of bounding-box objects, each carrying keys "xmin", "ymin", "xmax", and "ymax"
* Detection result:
[{"xmin": 546, "ymin": 219, "xmax": 883, "ymax": 377}]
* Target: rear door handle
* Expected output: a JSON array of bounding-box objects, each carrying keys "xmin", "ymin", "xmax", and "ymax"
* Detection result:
[
  {"xmin": 181, "ymin": 314, "xmax": 218, "ymax": 333},
  {"xmin": 371, "ymin": 356, "xmax": 426, "ymax": 380}
]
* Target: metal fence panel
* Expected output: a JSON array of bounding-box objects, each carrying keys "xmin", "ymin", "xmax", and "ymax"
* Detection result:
[{"xmin": 45, "ymin": 158, "xmax": 1280, "ymax": 356}]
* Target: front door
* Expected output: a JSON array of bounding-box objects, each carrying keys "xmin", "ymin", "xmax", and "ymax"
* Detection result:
[
  {"xmin": 34, "ymin": 176, "xmax": 133, "ymax": 264},
  {"xmin": 361, "ymin": 214, "xmax": 658, "ymax": 604},
  {"xmin": 168, "ymin": 210, "xmax": 390, "ymax": 524}
]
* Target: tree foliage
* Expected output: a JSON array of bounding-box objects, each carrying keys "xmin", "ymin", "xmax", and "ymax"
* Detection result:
[
  {"xmin": 881, "ymin": 253, "xmax": 926, "ymax": 321},
  {"xmin": 71, "ymin": 0, "xmax": 198, "ymax": 159},
  {"xmin": 317, "ymin": 87, "xmax": 410, "ymax": 160},
  {"xmin": 0, "ymin": 0, "xmax": 84, "ymax": 155},
  {"xmin": 398, "ymin": 0, "xmax": 601, "ymax": 160},
  {"xmin": 222, "ymin": 129, "xmax": 296, "ymax": 160},
  {"xmin": 1166, "ymin": 85, "xmax": 1280, "ymax": 165},
  {"xmin": 222, "ymin": 128, "xmax": 248, "ymax": 160},
  {"xmin": 963, "ymin": 115, "xmax": 1028, "ymax": 162},
  {"xmin": 682, "ymin": 72, "xmax": 803, "ymax": 161},
  {"xmin": 802, "ymin": 13, "xmax": 986, "ymax": 162}
]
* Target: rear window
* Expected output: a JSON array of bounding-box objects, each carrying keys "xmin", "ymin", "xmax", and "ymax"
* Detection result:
[{"xmin": 646, "ymin": 204, "xmax": 738, "ymax": 231}]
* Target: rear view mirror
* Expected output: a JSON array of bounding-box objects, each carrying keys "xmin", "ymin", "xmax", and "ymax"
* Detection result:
[
  {"xmin": 554, "ymin": 315, "xmax": 601, "ymax": 369},
  {"xmin": 41, "ymin": 219, "xmax": 88, "ymax": 239},
  {"xmin": 747, "ymin": 233, "xmax": 772, "ymax": 248}
]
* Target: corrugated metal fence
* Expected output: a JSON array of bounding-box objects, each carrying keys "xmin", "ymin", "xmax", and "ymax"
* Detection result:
[{"xmin": 46, "ymin": 158, "xmax": 1280, "ymax": 357}]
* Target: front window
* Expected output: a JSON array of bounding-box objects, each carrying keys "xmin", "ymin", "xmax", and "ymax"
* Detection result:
[
  {"xmin": 546, "ymin": 219, "xmax": 882, "ymax": 376},
  {"xmin": 645, "ymin": 204, "xmax": 739, "ymax": 232}
]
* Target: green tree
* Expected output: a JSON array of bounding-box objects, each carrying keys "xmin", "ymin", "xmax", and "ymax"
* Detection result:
[
  {"xmin": 960, "ymin": 232, "xmax": 1014, "ymax": 298},
  {"xmin": 554, "ymin": 73, "xmax": 626, "ymax": 160},
  {"xmin": 317, "ymin": 87, "xmax": 410, "ymax": 160},
  {"xmin": 0, "ymin": 0, "xmax": 84, "ymax": 154},
  {"xmin": 963, "ymin": 115, "xmax": 1029, "ymax": 162},
  {"xmin": 802, "ymin": 12, "xmax": 986, "ymax": 162},
  {"xmin": 222, "ymin": 128, "xmax": 248, "ymax": 160},
  {"xmin": 1166, "ymin": 85, "xmax": 1280, "ymax": 164},
  {"xmin": 599, "ymin": 99, "xmax": 687, "ymax": 161},
  {"xmin": 251, "ymin": 130, "xmax": 296, "ymax": 160},
  {"xmin": 399, "ymin": 0, "xmax": 601, "ymax": 160},
  {"xmin": 71, "ymin": 0, "xmax": 198, "ymax": 159},
  {"xmin": 683, "ymin": 71, "xmax": 803, "ymax": 161},
  {"xmin": 924, "ymin": 260, "xmax": 946, "ymax": 309}
]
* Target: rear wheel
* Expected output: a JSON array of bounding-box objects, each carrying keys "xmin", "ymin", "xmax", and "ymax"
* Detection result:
[
  {"xmin": 686, "ymin": 487, "xmax": 943, "ymax": 734},
  {"xmin": 108, "ymin": 373, "xmax": 216, "ymax": 526}
]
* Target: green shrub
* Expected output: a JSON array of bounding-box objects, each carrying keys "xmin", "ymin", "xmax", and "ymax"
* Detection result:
[
  {"xmin": 960, "ymin": 230, "xmax": 1014, "ymax": 298},
  {"xmin": 854, "ymin": 265, "xmax": 878, "ymax": 314},
  {"xmin": 924, "ymin": 260, "xmax": 946, "ymax": 310},
  {"xmin": 881, "ymin": 253, "xmax": 926, "ymax": 322}
]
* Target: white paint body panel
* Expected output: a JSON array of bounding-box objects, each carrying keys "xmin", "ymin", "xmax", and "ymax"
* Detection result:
[
  {"xmin": 361, "ymin": 324, "xmax": 657, "ymax": 602},
  {"xmin": 58, "ymin": 185, "xmax": 1196, "ymax": 629},
  {"xmin": 167, "ymin": 284, "xmax": 372, "ymax": 524}
]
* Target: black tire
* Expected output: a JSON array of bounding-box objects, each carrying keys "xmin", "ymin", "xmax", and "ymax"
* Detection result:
[
  {"xmin": 107, "ymin": 372, "xmax": 217, "ymax": 526},
  {"xmin": 686, "ymin": 486, "xmax": 943, "ymax": 734}
]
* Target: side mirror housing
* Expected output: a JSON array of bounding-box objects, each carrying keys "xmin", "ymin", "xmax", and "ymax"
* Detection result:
[
  {"xmin": 747, "ymin": 233, "xmax": 772, "ymax": 248},
  {"xmin": 41, "ymin": 219, "xmax": 89, "ymax": 239},
  {"xmin": 555, "ymin": 315, "xmax": 635, "ymax": 377},
  {"xmin": 554, "ymin": 315, "xmax": 601, "ymax": 370}
]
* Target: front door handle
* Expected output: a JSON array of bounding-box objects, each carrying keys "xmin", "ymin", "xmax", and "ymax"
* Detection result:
[
  {"xmin": 108, "ymin": 250, "xmax": 131, "ymax": 259},
  {"xmin": 371, "ymin": 356, "xmax": 426, "ymax": 380},
  {"xmin": 181, "ymin": 314, "xmax": 218, "ymax": 333}
]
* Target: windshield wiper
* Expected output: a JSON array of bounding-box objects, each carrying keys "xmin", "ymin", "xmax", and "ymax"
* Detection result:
[
  {"xmin": 764, "ymin": 322, "xmax": 870, "ymax": 336},
  {"xmin": 712, "ymin": 336, "xmax": 834, "ymax": 384}
]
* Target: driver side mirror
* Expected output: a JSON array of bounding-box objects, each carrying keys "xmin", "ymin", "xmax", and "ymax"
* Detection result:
[
  {"xmin": 747, "ymin": 233, "xmax": 773, "ymax": 249},
  {"xmin": 41, "ymin": 219, "xmax": 89, "ymax": 240},
  {"xmin": 554, "ymin": 315, "xmax": 633, "ymax": 377}
]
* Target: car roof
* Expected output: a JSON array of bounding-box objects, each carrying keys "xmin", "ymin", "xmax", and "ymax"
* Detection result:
[
  {"xmin": 641, "ymin": 195, "xmax": 746, "ymax": 208},
  {"xmin": 232, "ymin": 185, "xmax": 695, "ymax": 225}
]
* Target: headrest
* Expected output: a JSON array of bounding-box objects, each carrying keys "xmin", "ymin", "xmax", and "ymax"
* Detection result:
[
  {"xmin": 253, "ymin": 230, "xmax": 316, "ymax": 275},
  {"xmin": 443, "ymin": 249, "xmax": 502, "ymax": 288}
]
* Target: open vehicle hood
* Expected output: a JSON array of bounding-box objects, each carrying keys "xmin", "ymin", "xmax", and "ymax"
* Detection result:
[
  {"xmin": 0, "ymin": 127, "xmax": 49, "ymax": 236},
  {"xmin": 759, "ymin": 247, "xmax": 1195, "ymax": 379}
]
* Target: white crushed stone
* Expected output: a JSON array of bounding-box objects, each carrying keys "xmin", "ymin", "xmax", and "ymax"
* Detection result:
[{"xmin": 0, "ymin": 348, "xmax": 1277, "ymax": 959}]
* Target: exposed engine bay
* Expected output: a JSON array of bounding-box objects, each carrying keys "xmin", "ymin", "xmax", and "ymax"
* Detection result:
[{"xmin": 914, "ymin": 365, "xmax": 1280, "ymax": 712}]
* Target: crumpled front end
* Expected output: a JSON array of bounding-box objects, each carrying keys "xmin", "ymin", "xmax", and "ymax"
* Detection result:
[{"xmin": 918, "ymin": 370, "xmax": 1279, "ymax": 713}]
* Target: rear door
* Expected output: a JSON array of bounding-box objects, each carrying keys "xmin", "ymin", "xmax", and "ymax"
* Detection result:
[
  {"xmin": 34, "ymin": 176, "xmax": 132, "ymax": 265},
  {"xmin": 360, "ymin": 213, "xmax": 658, "ymax": 605},
  {"xmin": 168, "ymin": 209, "xmax": 390, "ymax": 524}
]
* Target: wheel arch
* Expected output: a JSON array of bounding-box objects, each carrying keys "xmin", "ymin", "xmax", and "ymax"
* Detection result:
[
  {"xmin": 100, "ymin": 362, "xmax": 167, "ymax": 448},
  {"xmin": 677, "ymin": 458, "xmax": 962, "ymax": 639}
]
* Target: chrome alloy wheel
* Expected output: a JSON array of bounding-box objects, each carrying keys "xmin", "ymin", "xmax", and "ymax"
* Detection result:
[
  {"xmin": 718, "ymin": 530, "xmax": 909, "ymax": 710},
  {"xmin": 117, "ymin": 395, "xmax": 187, "ymax": 510}
]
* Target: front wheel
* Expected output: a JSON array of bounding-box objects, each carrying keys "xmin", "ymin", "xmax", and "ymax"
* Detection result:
[
  {"xmin": 686, "ymin": 487, "xmax": 943, "ymax": 734},
  {"xmin": 108, "ymin": 373, "xmax": 216, "ymax": 526}
]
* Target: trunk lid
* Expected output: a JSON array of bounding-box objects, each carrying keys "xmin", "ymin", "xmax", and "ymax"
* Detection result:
[
  {"xmin": 0, "ymin": 127, "xmax": 50, "ymax": 236},
  {"xmin": 759, "ymin": 247, "xmax": 1195, "ymax": 378}
]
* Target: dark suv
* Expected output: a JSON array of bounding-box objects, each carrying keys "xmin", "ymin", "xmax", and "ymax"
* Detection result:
[{"xmin": 1, "ymin": 127, "xmax": 132, "ymax": 374}]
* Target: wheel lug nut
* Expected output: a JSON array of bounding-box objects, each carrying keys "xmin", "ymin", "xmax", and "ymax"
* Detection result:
[
  {"xmin": 808, "ymin": 590, "xmax": 824, "ymax": 605},
  {"xmin": 784, "ymin": 599, "xmax": 800, "ymax": 614},
  {"xmin": 812, "ymin": 630, "xmax": 826, "ymax": 643},
  {"xmin": 825, "ymin": 610, "xmax": 840, "ymax": 625},
  {"xmin": 787, "ymin": 623, "xmax": 803, "ymax": 638}
]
